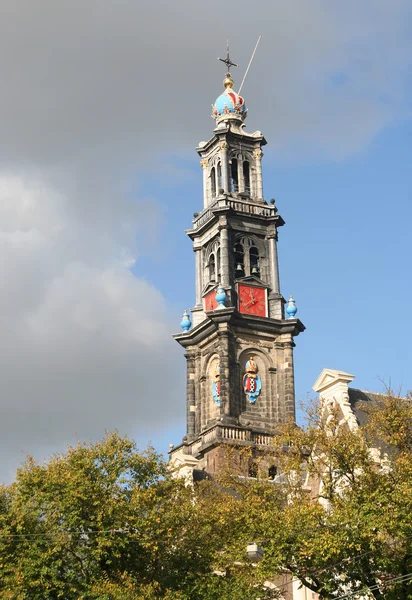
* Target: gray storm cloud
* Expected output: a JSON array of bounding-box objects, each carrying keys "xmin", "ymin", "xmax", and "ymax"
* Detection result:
[{"xmin": 0, "ymin": 0, "xmax": 411, "ymax": 480}]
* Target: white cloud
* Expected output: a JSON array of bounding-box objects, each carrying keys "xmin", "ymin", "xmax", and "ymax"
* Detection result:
[
  {"xmin": 0, "ymin": 0, "xmax": 410, "ymax": 167},
  {"xmin": 0, "ymin": 174, "xmax": 181, "ymax": 481}
]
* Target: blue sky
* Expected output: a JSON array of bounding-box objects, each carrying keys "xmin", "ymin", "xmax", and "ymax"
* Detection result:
[
  {"xmin": 0, "ymin": 0, "xmax": 411, "ymax": 479},
  {"xmin": 136, "ymin": 114, "xmax": 412, "ymax": 452}
]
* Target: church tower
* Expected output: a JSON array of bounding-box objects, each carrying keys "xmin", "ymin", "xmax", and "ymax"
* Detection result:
[{"xmin": 170, "ymin": 49, "xmax": 305, "ymax": 476}]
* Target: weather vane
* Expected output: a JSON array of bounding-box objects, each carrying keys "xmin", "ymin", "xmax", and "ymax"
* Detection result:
[{"xmin": 218, "ymin": 41, "xmax": 238, "ymax": 77}]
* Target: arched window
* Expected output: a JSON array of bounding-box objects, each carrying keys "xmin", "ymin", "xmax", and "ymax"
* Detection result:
[
  {"xmin": 268, "ymin": 465, "xmax": 277, "ymax": 480},
  {"xmin": 210, "ymin": 167, "xmax": 216, "ymax": 198},
  {"xmin": 209, "ymin": 254, "xmax": 216, "ymax": 282},
  {"xmin": 243, "ymin": 161, "xmax": 250, "ymax": 195},
  {"xmin": 231, "ymin": 158, "xmax": 238, "ymax": 192},
  {"xmin": 217, "ymin": 162, "xmax": 222, "ymax": 192},
  {"xmin": 250, "ymin": 245, "xmax": 260, "ymax": 276},
  {"xmin": 234, "ymin": 243, "xmax": 245, "ymax": 278}
]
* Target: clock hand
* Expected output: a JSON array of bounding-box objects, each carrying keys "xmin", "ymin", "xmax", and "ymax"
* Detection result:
[{"xmin": 240, "ymin": 297, "xmax": 254, "ymax": 309}]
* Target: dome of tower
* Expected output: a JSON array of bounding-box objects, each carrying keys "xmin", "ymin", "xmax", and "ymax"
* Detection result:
[{"xmin": 212, "ymin": 77, "xmax": 247, "ymax": 122}]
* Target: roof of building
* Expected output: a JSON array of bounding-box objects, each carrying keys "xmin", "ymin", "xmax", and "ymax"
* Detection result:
[
  {"xmin": 348, "ymin": 387, "xmax": 394, "ymax": 455},
  {"xmin": 348, "ymin": 388, "xmax": 382, "ymax": 427}
]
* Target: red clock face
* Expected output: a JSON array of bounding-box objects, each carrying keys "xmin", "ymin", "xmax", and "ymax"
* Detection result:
[
  {"xmin": 204, "ymin": 289, "xmax": 218, "ymax": 311},
  {"xmin": 238, "ymin": 285, "xmax": 267, "ymax": 317}
]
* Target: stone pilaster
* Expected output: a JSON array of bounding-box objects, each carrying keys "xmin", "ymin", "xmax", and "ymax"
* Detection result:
[
  {"xmin": 200, "ymin": 159, "xmax": 208, "ymax": 208},
  {"xmin": 185, "ymin": 352, "xmax": 196, "ymax": 438},
  {"xmin": 254, "ymin": 148, "xmax": 264, "ymax": 201},
  {"xmin": 194, "ymin": 247, "xmax": 202, "ymax": 306},
  {"xmin": 268, "ymin": 231, "xmax": 280, "ymax": 294},
  {"xmin": 218, "ymin": 328, "xmax": 230, "ymax": 418},
  {"xmin": 237, "ymin": 155, "xmax": 244, "ymax": 193},
  {"xmin": 197, "ymin": 373, "xmax": 205, "ymax": 435},
  {"xmin": 219, "ymin": 217, "xmax": 230, "ymax": 289},
  {"xmin": 220, "ymin": 141, "xmax": 229, "ymax": 193},
  {"xmin": 283, "ymin": 336, "xmax": 296, "ymax": 423}
]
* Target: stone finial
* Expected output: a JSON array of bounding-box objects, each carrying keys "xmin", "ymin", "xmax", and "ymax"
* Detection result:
[
  {"xmin": 180, "ymin": 310, "xmax": 192, "ymax": 332},
  {"xmin": 285, "ymin": 295, "xmax": 297, "ymax": 319}
]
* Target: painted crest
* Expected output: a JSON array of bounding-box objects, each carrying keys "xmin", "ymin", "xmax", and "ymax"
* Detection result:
[
  {"xmin": 243, "ymin": 356, "xmax": 262, "ymax": 404},
  {"xmin": 212, "ymin": 362, "xmax": 221, "ymax": 407}
]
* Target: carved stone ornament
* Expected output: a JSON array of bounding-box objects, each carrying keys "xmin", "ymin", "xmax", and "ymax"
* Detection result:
[
  {"xmin": 253, "ymin": 149, "xmax": 263, "ymax": 159},
  {"xmin": 243, "ymin": 356, "xmax": 262, "ymax": 404},
  {"xmin": 200, "ymin": 159, "xmax": 208, "ymax": 169},
  {"xmin": 236, "ymin": 337, "xmax": 272, "ymax": 350},
  {"xmin": 220, "ymin": 141, "xmax": 229, "ymax": 150}
]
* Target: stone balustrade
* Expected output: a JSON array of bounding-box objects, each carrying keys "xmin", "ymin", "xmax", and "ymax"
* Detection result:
[
  {"xmin": 184, "ymin": 423, "xmax": 273, "ymax": 455},
  {"xmin": 192, "ymin": 196, "xmax": 277, "ymax": 230}
]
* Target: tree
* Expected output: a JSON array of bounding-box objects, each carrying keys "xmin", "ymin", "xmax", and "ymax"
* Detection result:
[
  {"xmin": 0, "ymin": 432, "xmax": 276, "ymax": 599},
  {"xmin": 2, "ymin": 392, "xmax": 411, "ymax": 599},
  {"xmin": 215, "ymin": 391, "xmax": 412, "ymax": 600}
]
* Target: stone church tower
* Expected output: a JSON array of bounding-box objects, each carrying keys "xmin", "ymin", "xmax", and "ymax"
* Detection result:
[{"xmin": 170, "ymin": 52, "xmax": 304, "ymax": 477}]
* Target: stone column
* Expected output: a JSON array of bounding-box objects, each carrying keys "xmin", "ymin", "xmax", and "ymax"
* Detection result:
[
  {"xmin": 215, "ymin": 168, "xmax": 220, "ymax": 197},
  {"xmin": 219, "ymin": 219, "xmax": 230, "ymax": 288},
  {"xmin": 269, "ymin": 232, "xmax": 281, "ymax": 294},
  {"xmin": 254, "ymin": 148, "xmax": 264, "ymax": 201},
  {"xmin": 185, "ymin": 352, "xmax": 196, "ymax": 437},
  {"xmin": 194, "ymin": 247, "xmax": 203, "ymax": 306},
  {"xmin": 218, "ymin": 329, "xmax": 231, "ymax": 418},
  {"xmin": 237, "ymin": 156, "xmax": 244, "ymax": 193},
  {"xmin": 200, "ymin": 159, "xmax": 208, "ymax": 208},
  {"xmin": 194, "ymin": 351, "xmax": 202, "ymax": 436},
  {"xmin": 220, "ymin": 141, "xmax": 229, "ymax": 193},
  {"xmin": 282, "ymin": 336, "xmax": 296, "ymax": 423}
]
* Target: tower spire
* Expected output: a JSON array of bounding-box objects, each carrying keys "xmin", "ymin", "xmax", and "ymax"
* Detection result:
[{"xmin": 213, "ymin": 42, "xmax": 246, "ymax": 122}]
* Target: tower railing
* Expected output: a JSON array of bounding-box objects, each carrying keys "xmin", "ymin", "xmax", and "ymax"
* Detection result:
[
  {"xmin": 192, "ymin": 196, "xmax": 277, "ymax": 230},
  {"xmin": 184, "ymin": 423, "xmax": 273, "ymax": 455}
]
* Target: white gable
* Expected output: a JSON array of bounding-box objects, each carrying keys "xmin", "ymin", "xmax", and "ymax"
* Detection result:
[{"xmin": 312, "ymin": 368, "xmax": 355, "ymax": 393}]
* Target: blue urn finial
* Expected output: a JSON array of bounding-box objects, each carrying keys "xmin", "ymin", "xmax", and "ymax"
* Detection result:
[
  {"xmin": 180, "ymin": 309, "xmax": 192, "ymax": 332},
  {"xmin": 285, "ymin": 295, "xmax": 297, "ymax": 320},
  {"xmin": 215, "ymin": 284, "xmax": 227, "ymax": 309}
]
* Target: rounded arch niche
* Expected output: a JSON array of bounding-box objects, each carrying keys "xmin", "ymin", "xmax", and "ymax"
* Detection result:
[
  {"xmin": 238, "ymin": 348, "xmax": 274, "ymax": 418},
  {"xmin": 203, "ymin": 354, "xmax": 220, "ymax": 429}
]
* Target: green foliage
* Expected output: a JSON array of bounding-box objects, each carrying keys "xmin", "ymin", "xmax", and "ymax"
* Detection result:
[
  {"xmin": 214, "ymin": 392, "xmax": 412, "ymax": 600},
  {"xmin": 1, "ymin": 393, "xmax": 411, "ymax": 599},
  {"xmin": 0, "ymin": 432, "xmax": 275, "ymax": 599}
]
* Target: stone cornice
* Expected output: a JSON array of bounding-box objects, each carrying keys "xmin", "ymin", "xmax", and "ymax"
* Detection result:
[
  {"xmin": 174, "ymin": 307, "xmax": 305, "ymax": 348},
  {"xmin": 196, "ymin": 129, "xmax": 267, "ymax": 156}
]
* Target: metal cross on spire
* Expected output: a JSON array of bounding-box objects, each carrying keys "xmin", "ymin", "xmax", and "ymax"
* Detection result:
[{"xmin": 218, "ymin": 41, "xmax": 238, "ymax": 76}]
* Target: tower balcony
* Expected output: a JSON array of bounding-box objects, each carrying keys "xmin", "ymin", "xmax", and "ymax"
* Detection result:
[
  {"xmin": 190, "ymin": 194, "xmax": 283, "ymax": 233},
  {"xmin": 178, "ymin": 422, "xmax": 275, "ymax": 458}
]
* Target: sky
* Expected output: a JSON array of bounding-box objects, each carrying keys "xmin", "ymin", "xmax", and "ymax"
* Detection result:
[{"xmin": 1, "ymin": 0, "xmax": 411, "ymax": 481}]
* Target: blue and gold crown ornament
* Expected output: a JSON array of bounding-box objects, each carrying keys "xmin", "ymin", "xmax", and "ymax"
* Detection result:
[
  {"xmin": 212, "ymin": 43, "xmax": 247, "ymax": 123},
  {"xmin": 212, "ymin": 76, "xmax": 247, "ymax": 123}
]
